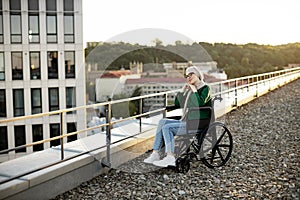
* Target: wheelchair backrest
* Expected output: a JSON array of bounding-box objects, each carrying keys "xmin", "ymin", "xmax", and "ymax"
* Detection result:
[{"xmin": 186, "ymin": 96, "xmax": 222, "ymax": 133}]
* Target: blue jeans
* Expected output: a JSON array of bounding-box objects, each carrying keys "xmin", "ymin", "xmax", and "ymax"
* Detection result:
[{"xmin": 152, "ymin": 118, "xmax": 186, "ymax": 153}]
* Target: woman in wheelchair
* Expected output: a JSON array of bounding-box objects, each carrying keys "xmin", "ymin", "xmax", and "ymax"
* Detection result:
[{"xmin": 144, "ymin": 66, "xmax": 212, "ymax": 167}]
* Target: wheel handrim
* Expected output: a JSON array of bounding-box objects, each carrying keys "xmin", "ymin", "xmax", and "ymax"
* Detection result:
[{"xmin": 200, "ymin": 123, "xmax": 233, "ymax": 168}]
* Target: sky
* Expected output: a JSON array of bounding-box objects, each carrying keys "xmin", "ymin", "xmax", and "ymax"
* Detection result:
[{"xmin": 82, "ymin": 0, "xmax": 300, "ymax": 46}]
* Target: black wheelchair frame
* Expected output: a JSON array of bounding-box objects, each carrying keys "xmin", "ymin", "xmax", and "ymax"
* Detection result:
[{"xmin": 169, "ymin": 96, "xmax": 233, "ymax": 173}]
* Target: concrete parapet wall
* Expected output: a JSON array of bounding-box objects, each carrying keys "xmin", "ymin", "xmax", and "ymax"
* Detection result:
[{"xmin": 0, "ymin": 128, "xmax": 157, "ymax": 200}]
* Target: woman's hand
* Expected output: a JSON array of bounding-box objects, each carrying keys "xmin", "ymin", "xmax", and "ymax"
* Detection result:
[
  {"xmin": 181, "ymin": 84, "xmax": 189, "ymax": 92},
  {"xmin": 189, "ymin": 84, "xmax": 197, "ymax": 92}
]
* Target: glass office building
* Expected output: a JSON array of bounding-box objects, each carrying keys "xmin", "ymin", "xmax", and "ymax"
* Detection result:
[{"xmin": 0, "ymin": 0, "xmax": 85, "ymax": 161}]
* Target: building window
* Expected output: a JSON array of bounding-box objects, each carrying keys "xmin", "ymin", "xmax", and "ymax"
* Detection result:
[
  {"xmin": 48, "ymin": 51, "xmax": 58, "ymax": 79},
  {"xmin": 28, "ymin": 14, "xmax": 39, "ymax": 43},
  {"xmin": 28, "ymin": 0, "xmax": 39, "ymax": 10},
  {"xmin": 31, "ymin": 88, "xmax": 42, "ymax": 114},
  {"xmin": 10, "ymin": 0, "xmax": 21, "ymax": 10},
  {"xmin": 67, "ymin": 123, "xmax": 77, "ymax": 142},
  {"xmin": 49, "ymin": 88, "xmax": 59, "ymax": 111},
  {"xmin": 46, "ymin": 0, "xmax": 57, "ymax": 11},
  {"xmin": 0, "ymin": 126, "xmax": 8, "ymax": 154},
  {"xmin": 0, "ymin": 89, "xmax": 6, "ymax": 117},
  {"xmin": 65, "ymin": 51, "xmax": 75, "ymax": 78},
  {"xmin": 64, "ymin": 0, "xmax": 74, "ymax": 43},
  {"xmin": 64, "ymin": 14, "xmax": 74, "ymax": 43},
  {"xmin": 28, "ymin": 0, "xmax": 39, "ymax": 43},
  {"xmin": 0, "ymin": 0, "xmax": 3, "ymax": 44},
  {"xmin": 10, "ymin": 0, "xmax": 22, "ymax": 43},
  {"xmin": 14, "ymin": 125, "xmax": 26, "ymax": 153},
  {"xmin": 64, "ymin": 0, "xmax": 74, "ymax": 11},
  {"xmin": 0, "ymin": 52, "xmax": 4, "ymax": 80},
  {"xmin": 30, "ymin": 52, "xmax": 40, "ymax": 79},
  {"xmin": 50, "ymin": 123, "xmax": 60, "ymax": 147},
  {"xmin": 12, "ymin": 52, "xmax": 23, "ymax": 80},
  {"xmin": 66, "ymin": 87, "xmax": 76, "ymax": 114},
  {"xmin": 32, "ymin": 124, "xmax": 43, "ymax": 151},
  {"xmin": 13, "ymin": 89, "xmax": 24, "ymax": 117},
  {"xmin": 46, "ymin": 0, "xmax": 57, "ymax": 43},
  {"xmin": 46, "ymin": 14, "xmax": 57, "ymax": 43}
]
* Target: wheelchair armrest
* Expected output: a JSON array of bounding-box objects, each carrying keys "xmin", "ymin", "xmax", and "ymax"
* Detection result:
[
  {"xmin": 187, "ymin": 106, "xmax": 212, "ymax": 113},
  {"xmin": 166, "ymin": 116, "xmax": 182, "ymax": 120},
  {"xmin": 166, "ymin": 105, "xmax": 178, "ymax": 112}
]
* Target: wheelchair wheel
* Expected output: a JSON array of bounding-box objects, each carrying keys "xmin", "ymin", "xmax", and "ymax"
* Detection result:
[
  {"xmin": 200, "ymin": 122, "xmax": 233, "ymax": 168},
  {"xmin": 176, "ymin": 157, "xmax": 190, "ymax": 173}
]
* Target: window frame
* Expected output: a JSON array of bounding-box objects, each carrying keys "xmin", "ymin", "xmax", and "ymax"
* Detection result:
[
  {"xmin": 50, "ymin": 123, "xmax": 60, "ymax": 147},
  {"xmin": 0, "ymin": 126, "xmax": 8, "ymax": 154},
  {"xmin": 65, "ymin": 51, "xmax": 75, "ymax": 78},
  {"xmin": 66, "ymin": 87, "xmax": 76, "ymax": 114},
  {"xmin": 28, "ymin": 13, "xmax": 40, "ymax": 43},
  {"xmin": 11, "ymin": 52, "xmax": 23, "ymax": 80},
  {"xmin": 14, "ymin": 125, "xmax": 26, "ymax": 153},
  {"xmin": 0, "ymin": 9, "xmax": 3, "ymax": 44},
  {"xmin": 64, "ymin": 0, "xmax": 74, "ymax": 11},
  {"xmin": 47, "ymin": 51, "xmax": 58, "ymax": 79},
  {"xmin": 46, "ymin": 14, "xmax": 57, "ymax": 43},
  {"xmin": 64, "ymin": 14, "xmax": 74, "ymax": 43},
  {"xmin": 28, "ymin": 0, "xmax": 39, "ymax": 11},
  {"xmin": 46, "ymin": 0, "xmax": 57, "ymax": 11},
  {"xmin": 48, "ymin": 87, "xmax": 59, "ymax": 111},
  {"xmin": 0, "ymin": 52, "xmax": 4, "ymax": 80},
  {"xmin": 31, "ymin": 88, "xmax": 42, "ymax": 114},
  {"xmin": 32, "ymin": 124, "xmax": 43, "ymax": 151},
  {"xmin": 0, "ymin": 89, "xmax": 6, "ymax": 117},
  {"xmin": 30, "ymin": 52, "xmax": 41, "ymax": 79},
  {"xmin": 67, "ymin": 122, "xmax": 77, "ymax": 142},
  {"xmin": 10, "ymin": 13, "xmax": 22, "ymax": 43},
  {"xmin": 13, "ymin": 89, "xmax": 24, "ymax": 117}
]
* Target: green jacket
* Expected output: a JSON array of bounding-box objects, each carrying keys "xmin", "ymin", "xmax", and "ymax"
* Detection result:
[{"xmin": 174, "ymin": 85, "xmax": 212, "ymax": 120}]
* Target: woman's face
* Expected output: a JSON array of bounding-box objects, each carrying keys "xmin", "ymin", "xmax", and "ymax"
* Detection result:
[{"xmin": 186, "ymin": 72, "xmax": 200, "ymax": 85}]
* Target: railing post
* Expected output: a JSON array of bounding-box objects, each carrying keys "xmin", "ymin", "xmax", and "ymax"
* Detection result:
[
  {"xmin": 163, "ymin": 93, "xmax": 167, "ymax": 118},
  {"xmin": 234, "ymin": 80, "xmax": 238, "ymax": 107},
  {"xmin": 219, "ymin": 82, "xmax": 222, "ymax": 95},
  {"xmin": 139, "ymin": 98, "xmax": 143, "ymax": 133},
  {"xmin": 255, "ymin": 76, "xmax": 259, "ymax": 97},
  {"xmin": 103, "ymin": 102, "xmax": 112, "ymax": 168},
  {"xmin": 268, "ymin": 74, "xmax": 271, "ymax": 91},
  {"xmin": 60, "ymin": 112, "xmax": 65, "ymax": 160},
  {"xmin": 247, "ymin": 77, "xmax": 250, "ymax": 92}
]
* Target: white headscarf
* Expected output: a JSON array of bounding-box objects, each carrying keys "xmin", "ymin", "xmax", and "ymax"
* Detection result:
[
  {"xmin": 185, "ymin": 66, "xmax": 206, "ymax": 89},
  {"xmin": 181, "ymin": 66, "xmax": 206, "ymax": 120}
]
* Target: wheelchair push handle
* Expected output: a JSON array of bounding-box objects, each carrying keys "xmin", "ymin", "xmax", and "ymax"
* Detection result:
[{"xmin": 212, "ymin": 96, "xmax": 223, "ymax": 102}]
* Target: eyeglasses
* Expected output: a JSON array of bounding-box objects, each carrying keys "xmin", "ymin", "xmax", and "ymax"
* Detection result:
[{"xmin": 185, "ymin": 72, "xmax": 194, "ymax": 78}]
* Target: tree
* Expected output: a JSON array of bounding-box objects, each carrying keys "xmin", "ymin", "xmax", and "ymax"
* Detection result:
[
  {"xmin": 152, "ymin": 38, "xmax": 163, "ymax": 47},
  {"xmin": 130, "ymin": 86, "xmax": 142, "ymax": 116}
]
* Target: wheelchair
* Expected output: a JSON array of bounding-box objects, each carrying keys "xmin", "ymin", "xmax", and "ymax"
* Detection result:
[{"xmin": 167, "ymin": 96, "xmax": 233, "ymax": 173}]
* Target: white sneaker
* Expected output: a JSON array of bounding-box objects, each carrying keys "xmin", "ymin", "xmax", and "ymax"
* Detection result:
[
  {"xmin": 143, "ymin": 152, "xmax": 160, "ymax": 164},
  {"xmin": 153, "ymin": 155, "xmax": 176, "ymax": 167}
]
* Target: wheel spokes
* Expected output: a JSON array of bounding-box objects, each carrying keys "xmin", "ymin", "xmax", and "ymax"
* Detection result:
[
  {"xmin": 216, "ymin": 146, "xmax": 225, "ymax": 162},
  {"xmin": 201, "ymin": 124, "xmax": 232, "ymax": 167}
]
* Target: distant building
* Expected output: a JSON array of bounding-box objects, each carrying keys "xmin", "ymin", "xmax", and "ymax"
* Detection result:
[
  {"xmin": 125, "ymin": 77, "xmax": 186, "ymax": 110},
  {"xmin": 163, "ymin": 61, "xmax": 227, "ymax": 80},
  {"xmin": 287, "ymin": 64, "xmax": 300, "ymax": 68},
  {"xmin": 0, "ymin": 0, "xmax": 85, "ymax": 161},
  {"xmin": 95, "ymin": 70, "xmax": 141, "ymax": 102},
  {"xmin": 210, "ymin": 69, "xmax": 228, "ymax": 80}
]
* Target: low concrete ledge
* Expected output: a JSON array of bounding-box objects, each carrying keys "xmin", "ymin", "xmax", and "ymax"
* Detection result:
[{"xmin": 0, "ymin": 126, "xmax": 157, "ymax": 200}]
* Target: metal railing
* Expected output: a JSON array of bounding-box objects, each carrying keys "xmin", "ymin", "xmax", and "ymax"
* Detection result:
[{"xmin": 0, "ymin": 67, "xmax": 299, "ymax": 184}]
